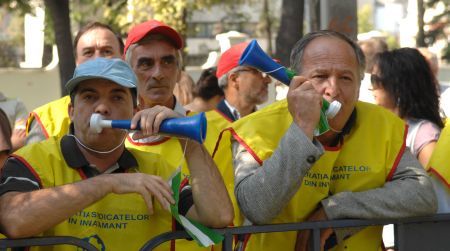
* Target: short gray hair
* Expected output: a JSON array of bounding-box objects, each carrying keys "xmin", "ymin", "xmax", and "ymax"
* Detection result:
[
  {"xmin": 124, "ymin": 34, "xmax": 183, "ymax": 69},
  {"xmin": 290, "ymin": 30, "xmax": 366, "ymax": 80}
]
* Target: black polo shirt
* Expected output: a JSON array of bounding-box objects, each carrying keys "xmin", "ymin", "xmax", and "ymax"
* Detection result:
[{"xmin": 0, "ymin": 135, "xmax": 193, "ymax": 216}]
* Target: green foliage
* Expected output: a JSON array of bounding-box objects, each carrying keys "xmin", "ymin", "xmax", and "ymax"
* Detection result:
[
  {"xmin": 0, "ymin": 4, "xmax": 25, "ymax": 67},
  {"xmin": 358, "ymin": 4, "xmax": 373, "ymax": 34},
  {"xmin": 0, "ymin": 0, "xmax": 31, "ymax": 15},
  {"xmin": 129, "ymin": 0, "xmax": 254, "ymax": 38},
  {"xmin": 70, "ymin": 0, "xmax": 130, "ymax": 37},
  {"xmin": 1, "ymin": 0, "xmax": 266, "ymax": 67}
]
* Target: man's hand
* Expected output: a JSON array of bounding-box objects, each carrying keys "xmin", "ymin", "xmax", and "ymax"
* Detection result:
[
  {"xmin": 295, "ymin": 207, "xmax": 333, "ymax": 251},
  {"xmin": 287, "ymin": 76, "xmax": 322, "ymax": 140},
  {"xmin": 130, "ymin": 105, "xmax": 182, "ymax": 140},
  {"xmin": 105, "ymin": 173, "xmax": 175, "ymax": 214}
]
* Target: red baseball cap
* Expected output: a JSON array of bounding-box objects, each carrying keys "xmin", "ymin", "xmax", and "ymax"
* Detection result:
[
  {"xmin": 216, "ymin": 42, "xmax": 249, "ymax": 79},
  {"xmin": 124, "ymin": 20, "xmax": 183, "ymax": 56}
]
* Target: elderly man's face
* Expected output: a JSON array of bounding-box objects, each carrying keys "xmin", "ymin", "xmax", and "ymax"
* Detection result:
[
  {"xmin": 130, "ymin": 40, "xmax": 181, "ymax": 109},
  {"xmin": 75, "ymin": 27, "xmax": 122, "ymax": 65},
  {"xmin": 299, "ymin": 36, "xmax": 360, "ymax": 131},
  {"xmin": 69, "ymin": 79, "xmax": 134, "ymax": 151},
  {"xmin": 233, "ymin": 67, "xmax": 272, "ymax": 105}
]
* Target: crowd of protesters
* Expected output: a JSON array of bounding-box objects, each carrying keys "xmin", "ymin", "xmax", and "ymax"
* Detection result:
[{"xmin": 0, "ymin": 19, "xmax": 449, "ymax": 251}]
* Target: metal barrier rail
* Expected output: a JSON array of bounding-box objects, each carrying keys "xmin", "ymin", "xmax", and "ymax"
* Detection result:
[
  {"xmin": 1, "ymin": 214, "xmax": 449, "ymax": 251},
  {"xmin": 0, "ymin": 236, "xmax": 98, "ymax": 250},
  {"xmin": 140, "ymin": 213, "xmax": 450, "ymax": 251}
]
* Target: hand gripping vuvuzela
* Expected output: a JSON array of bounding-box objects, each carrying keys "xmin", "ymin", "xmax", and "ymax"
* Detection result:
[{"xmin": 89, "ymin": 112, "xmax": 207, "ymax": 143}]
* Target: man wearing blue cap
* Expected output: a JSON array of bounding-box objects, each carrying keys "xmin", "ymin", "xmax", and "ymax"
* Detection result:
[{"xmin": 0, "ymin": 58, "xmax": 233, "ymax": 250}]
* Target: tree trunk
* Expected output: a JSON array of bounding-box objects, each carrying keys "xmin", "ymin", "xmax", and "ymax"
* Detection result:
[
  {"xmin": 44, "ymin": 0, "xmax": 75, "ymax": 96},
  {"xmin": 416, "ymin": 0, "xmax": 426, "ymax": 47},
  {"xmin": 181, "ymin": 6, "xmax": 188, "ymax": 69},
  {"xmin": 275, "ymin": 0, "xmax": 304, "ymax": 67},
  {"xmin": 263, "ymin": 0, "xmax": 273, "ymax": 56},
  {"xmin": 309, "ymin": 0, "xmax": 320, "ymax": 32}
]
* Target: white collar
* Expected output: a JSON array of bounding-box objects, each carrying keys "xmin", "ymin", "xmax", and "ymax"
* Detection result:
[{"xmin": 224, "ymin": 99, "xmax": 241, "ymax": 120}]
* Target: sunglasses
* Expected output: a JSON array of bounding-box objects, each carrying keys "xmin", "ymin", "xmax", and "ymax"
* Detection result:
[{"xmin": 370, "ymin": 74, "xmax": 383, "ymax": 85}]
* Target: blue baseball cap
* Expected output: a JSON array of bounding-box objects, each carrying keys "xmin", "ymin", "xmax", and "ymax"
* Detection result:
[{"xmin": 66, "ymin": 58, "xmax": 137, "ymax": 94}]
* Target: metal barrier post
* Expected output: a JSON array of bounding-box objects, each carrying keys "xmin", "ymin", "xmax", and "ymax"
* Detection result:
[
  {"xmin": 222, "ymin": 231, "xmax": 233, "ymax": 251},
  {"xmin": 311, "ymin": 228, "xmax": 321, "ymax": 251}
]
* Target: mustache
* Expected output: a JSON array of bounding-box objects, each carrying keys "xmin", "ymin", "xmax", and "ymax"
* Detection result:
[{"xmin": 144, "ymin": 80, "xmax": 168, "ymax": 91}]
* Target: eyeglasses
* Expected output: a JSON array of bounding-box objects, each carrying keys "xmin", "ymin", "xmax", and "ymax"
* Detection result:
[{"xmin": 236, "ymin": 68, "xmax": 269, "ymax": 78}]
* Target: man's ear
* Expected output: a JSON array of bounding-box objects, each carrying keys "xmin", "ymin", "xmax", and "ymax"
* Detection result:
[
  {"xmin": 137, "ymin": 95, "xmax": 145, "ymax": 111},
  {"xmin": 68, "ymin": 102, "xmax": 74, "ymax": 121},
  {"xmin": 228, "ymin": 72, "xmax": 240, "ymax": 90}
]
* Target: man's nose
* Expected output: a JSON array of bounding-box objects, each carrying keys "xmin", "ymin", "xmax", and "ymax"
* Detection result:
[
  {"xmin": 152, "ymin": 63, "xmax": 164, "ymax": 81},
  {"xmin": 323, "ymin": 77, "xmax": 338, "ymax": 98},
  {"xmin": 94, "ymin": 101, "xmax": 111, "ymax": 116},
  {"xmin": 94, "ymin": 50, "xmax": 102, "ymax": 59}
]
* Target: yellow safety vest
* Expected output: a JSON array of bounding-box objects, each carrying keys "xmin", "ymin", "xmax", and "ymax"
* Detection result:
[
  {"xmin": 126, "ymin": 110, "xmax": 233, "ymax": 251},
  {"xmin": 203, "ymin": 109, "xmax": 233, "ymax": 154},
  {"xmin": 126, "ymin": 136, "xmax": 215, "ymax": 251},
  {"xmin": 428, "ymin": 123, "xmax": 450, "ymax": 186},
  {"xmin": 26, "ymin": 96, "xmax": 71, "ymax": 139},
  {"xmin": 13, "ymin": 137, "xmax": 173, "ymax": 251},
  {"xmin": 214, "ymin": 99, "xmax": 406, "ymax": 251}
]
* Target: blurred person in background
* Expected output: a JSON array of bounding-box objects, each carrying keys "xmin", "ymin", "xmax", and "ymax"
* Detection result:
[
  {"xmin": 417, "ymin": 47, "xmax": 450, "ymax": 119},
  {"xmin": 0, "ymin": 92, "xmax": 27, "ymax": 151},
  {"xmin": 174, "ymin": 71, "xmax": 195, "ymax": 106},
  {"xmin": 357, "ymin": 38, "xmax": 388, "ymax": 104},
  {"xmin": 371, "ymin": 48, "xmax": 444, "ymax": 250},
  {"xmin": 184, "ymin": 67, "xmax": 224, "ymax": 112},
  {"xmin": 0, "ymin": 108, "xmax": 12, "ymax": 167},
  {"xmin": 371, "ymin": 48, "xmax": 443, "ymax": 167},
  {"xmin": 215, "ymin": 42, "xmax": 272, "ymax": 121}
]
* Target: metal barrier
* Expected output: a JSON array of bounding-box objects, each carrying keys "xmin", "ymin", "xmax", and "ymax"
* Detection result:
[
  {"xmin": 1, "ymin": 214, "xmax": 449, "ymax": 251},
  {"xmin": 0, "ymin": 236, "xmax": 98, "ymax": 250},
  {"xmin": 140, "ymin": 213, "xmax": 450, "ymax": 251}
]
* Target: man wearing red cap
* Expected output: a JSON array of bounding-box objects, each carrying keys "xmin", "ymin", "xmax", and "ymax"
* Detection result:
[
  {"xmin": 123, "ymin": 20, "xmax": 230, "ymax": 250},
  {"xmin": 215, "ymin": 42, "xmax": 272, "ymax": 122},
  {"xmin": 124, "ymin": 20, "xmax": 184, "ymax": 115},
  {"xmin": 124, "ymin": 20, "xmax": 193, "ymax": 150}
]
